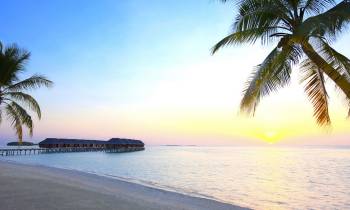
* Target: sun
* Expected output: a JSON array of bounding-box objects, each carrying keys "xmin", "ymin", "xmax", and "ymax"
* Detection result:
[{"xmin": 263, "ymin": 131, "xmax": 279, "ymax": 144}]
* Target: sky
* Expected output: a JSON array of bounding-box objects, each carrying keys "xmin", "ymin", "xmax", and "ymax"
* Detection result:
[{"xmin": 1, "ymin": 0, "xmax": 350, "ymax": 146}]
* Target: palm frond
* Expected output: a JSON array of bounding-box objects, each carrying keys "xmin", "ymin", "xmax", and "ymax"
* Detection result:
[
  {"xmin": 235, "ymin": 2, "xmax": 286, "ymax": 28},
  {"xmin": 319, "ymin": 39, "xmax": 350, "ymax": 80},
  {"xmin": 5, "ymin": 103, "xmax": 23, "ymax": 142},
  {"xmin": 234, "ymin": 0, "xmax": 293, "ymax": 32},
  {"xmin": 296, "ymin": 1, "xmax": 350, "ymax": 40},
  {"xmin": 240, "ymin": 45, "xmax": 302, "ymax": 114},
  {"xmin": 300, "ymin": 59, "xmax": 330, "ymax": 126},
  {"xmin": 3, "ymin": 92, "xmax": 42, "ymax": 119},
  {"xmin": 9, "ymin": 101, "xmax": 33, "ymax": 136},
  {"xmin": 211, "ymin": 27, "xmax": 279, "ymax": 54},
  {"xmin": 215, "ymin": 0, "xmax": 349, "ymax": 127},
  {"xmin": 212, "ymin": 0, "xmax": 294, "ymax": 54},
  {"xmin": 0, "ymin": 41, "xmax": 52, "ymax": 143},
  {"xmin": 0, "ymin": 44, "xmax": 31, "ymax": 86},
  {"xmin": 302, "ymin": 0, "xmax": 336, "ymax": 15},
  {"xmin": 4, "ymin": 74, "xmax": 53, "ymax": 92},
  {"xmin": 3, "ymin": 44, "xmax": 30, "ymax": 64}
]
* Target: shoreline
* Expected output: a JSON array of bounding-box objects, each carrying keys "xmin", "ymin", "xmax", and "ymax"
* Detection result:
[
  {"xmin": 0, "ymin": 160, "xmax": 249, "ymax": 210},
  {"xmin": 1, "ymin": 159, "xmax": 221, "ymax": 203}
]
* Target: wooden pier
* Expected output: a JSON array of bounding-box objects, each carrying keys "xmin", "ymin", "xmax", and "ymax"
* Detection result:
[{"xmin": 0, "ymin": 147, "xmax": 144, "ymax": 156}]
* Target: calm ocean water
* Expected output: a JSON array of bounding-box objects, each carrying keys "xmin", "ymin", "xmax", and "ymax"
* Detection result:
[{"xmin": 1, "ymin": 146, "xmax": 349, "ymax": 209}]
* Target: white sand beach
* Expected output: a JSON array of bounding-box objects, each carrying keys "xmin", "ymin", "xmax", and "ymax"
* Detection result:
[{"xmin": 0, "ymin": 161, "xmax": 248, "ymax": 210}]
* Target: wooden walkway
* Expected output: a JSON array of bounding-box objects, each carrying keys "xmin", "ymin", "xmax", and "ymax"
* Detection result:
[{"xmin": 0, "ymin": 147, "xmax": 145, "ymax": 156}]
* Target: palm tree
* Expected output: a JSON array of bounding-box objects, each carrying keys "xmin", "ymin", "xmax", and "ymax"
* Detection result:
[
  {"xmin": 212, "ymin": 0, "xmax": 350, "ymax": 125},
  {"xmin": 0, "ymin": 41, "xmax": 53, "ymax": 144}
]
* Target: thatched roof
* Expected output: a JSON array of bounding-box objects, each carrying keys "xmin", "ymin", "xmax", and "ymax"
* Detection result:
[
  {"xmin": 39, "ymin": 138, "xmax": 106, "ymax": 145},
  {"xmin": 108, "ymin": 138, "xmax": 144, "ymax": 146},
  {"xmin": 39, "ymin": 138, "xmax": 144, "ymax": 146}
]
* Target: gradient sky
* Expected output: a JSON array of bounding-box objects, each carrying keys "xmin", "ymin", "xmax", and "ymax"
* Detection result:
[{"xmin": 1, "ymin": 0, "xmax": 350, "ymax": 146}]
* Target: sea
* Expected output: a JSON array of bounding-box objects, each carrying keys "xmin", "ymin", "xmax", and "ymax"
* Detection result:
[{"xmin": 1, "ymin": 146, "xmax": 349, "ymax": 210}]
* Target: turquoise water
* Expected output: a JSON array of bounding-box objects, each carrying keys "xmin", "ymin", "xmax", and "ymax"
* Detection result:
[{"xmin": 1, "ymin": 146, "xmax": 350, "ymax": 209}]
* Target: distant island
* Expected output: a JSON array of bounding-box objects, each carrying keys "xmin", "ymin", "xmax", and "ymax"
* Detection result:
[{"xmin": 7, "ymin": 142, "xmax": 36, "ymax": 146}]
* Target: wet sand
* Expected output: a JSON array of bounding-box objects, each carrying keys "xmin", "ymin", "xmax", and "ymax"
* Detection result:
[{"xmin": 0, "ymin": 161, "xmax": 249, "ymax": 210}]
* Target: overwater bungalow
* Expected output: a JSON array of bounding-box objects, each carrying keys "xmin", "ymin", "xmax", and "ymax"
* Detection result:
[
  {"xmin": 39, "ymin": 138, "xmax": 145, "ymax": 149},
  {"xmin": 107, "ymin": 138, "xmax": 144, "ymax": 149},
  {"xmin": 0, "ymin": 138, "xmax": 145, "ymax": 156}
]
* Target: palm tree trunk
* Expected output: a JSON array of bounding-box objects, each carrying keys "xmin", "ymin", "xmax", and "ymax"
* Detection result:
[{"xmin": 302, "ymin": 42, "xmax": 350, "ymax": 99}]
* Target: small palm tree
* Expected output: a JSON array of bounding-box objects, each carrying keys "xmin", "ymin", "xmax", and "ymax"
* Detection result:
[
  {"xmin": 0, "ymin": 41, "xmax": 53, "ymax": 144},
  {"xmin": 212, "ymin": 0, "xmax": 350, "ymax": 125}
]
